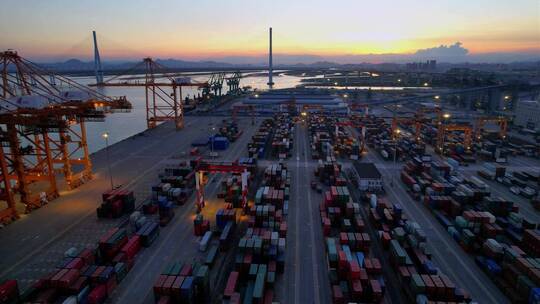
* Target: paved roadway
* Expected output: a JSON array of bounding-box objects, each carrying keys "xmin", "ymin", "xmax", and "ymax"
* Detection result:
[
  {"xmin": 280, "ymin": 122, "xmax": 331, "ymax": 304},
  {"xmin": 110, "ymin": 117, "xmax": 258, "ymax": 303},
  {"xmin": 0, "ymin": 116, "xmax": 253, "ymax": 293},
  {"xmin": 350, "ymin": 128, "xmax": 509, "ymax": 304}
]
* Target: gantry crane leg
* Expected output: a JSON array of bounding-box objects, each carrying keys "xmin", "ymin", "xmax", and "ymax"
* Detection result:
[{"xmin": 0, "ymin": 145, "xmax": 18, "ymax": 223}]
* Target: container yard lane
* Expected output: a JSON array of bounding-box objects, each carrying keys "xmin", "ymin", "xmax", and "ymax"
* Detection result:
[
  {"xmin": 283, "ymin": 121, "xmax": 331, "ymax": 304},
  {"xmin": 0, "ymin": 116, "xmax": 253, "ymax": 295},
  {"xmin": 109, "ymin": 117, "xmax": 257, "ymax": 304},
  {"xmin": 354, "ymin": 131, "xmax": 509, "ymax": 303}
]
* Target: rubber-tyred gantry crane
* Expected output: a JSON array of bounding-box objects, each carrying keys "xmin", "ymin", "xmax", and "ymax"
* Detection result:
[
  {"xmin": 92, "ymin": 58, "xmax": 207, "ymax": 130},
  {"xmin": 0, "ymin": 50, "xmax": 132, "ymax": 223},
  {"xmin": 436, "ymin": 123, "xmax": 473, "ymax": 153},
  {"xmin": 474, "ymin": 116, "xmax": 508, "ymax": 140},
  {"xmin": 193, "ymin": 159, "xmax": 250, "ymax": 213}
]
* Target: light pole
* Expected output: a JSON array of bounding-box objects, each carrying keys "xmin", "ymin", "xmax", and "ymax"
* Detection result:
[
  {"xmin": 210, "ymin": 127, "xmax": 216, "ymax": 158},
  {"xmin": 102, "ymin": 132, "xmax": 114, "ymax": 189},
  {"xmin": 441, "ymin": 113, "xmax": 451, "ymax": 156},
  {"xmin": 392, "ymin": 129, "xmax": 401, "ymax": 187}
]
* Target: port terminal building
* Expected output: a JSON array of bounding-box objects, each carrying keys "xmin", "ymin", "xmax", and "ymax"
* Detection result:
[{"xmin": 233, "ymin": 90, "xmax": 349, "ymax": 115}]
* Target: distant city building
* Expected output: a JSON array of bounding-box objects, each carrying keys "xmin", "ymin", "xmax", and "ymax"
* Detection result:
[
  {"xmin": 406, "ymin": 60, "xmax": 437, "ymax": 71},
  {"xmin": 514, "ymin": 99, "xmax": 540, "ymax": 130},
  {"xmin": 353, "ymin": 162, "xmax": 383, "ymax": 192}
]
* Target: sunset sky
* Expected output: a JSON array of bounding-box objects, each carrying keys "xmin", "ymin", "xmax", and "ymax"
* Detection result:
[{"xmin": 0, "ymin": 0, "xmax": 539, "ymax": 62}]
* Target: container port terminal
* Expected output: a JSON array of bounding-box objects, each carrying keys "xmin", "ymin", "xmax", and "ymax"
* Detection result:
[{"xmin": 2, "ymin": 28, "xmax": 540, "ymax": 304}]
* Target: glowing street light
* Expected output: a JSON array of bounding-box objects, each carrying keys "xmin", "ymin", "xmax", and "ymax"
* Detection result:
[
  {"xmin": 102, "ymin": 132, "xmax": 114, "ymax": 189},
  {"xmin": 254, "ymin": 94, "xmax": 259, "ymax": 98},
  {"xmin": 424, "ymin": 82, "xmax": 429, "ymax": 87},
  {"xmin": 435, "ymin": 95, "xmax": 440, "ymax": 100},
  {"xmin": 334, "ymin": 82, "xmax": 338, "ymax": 86},
  {"xmin": 397, "ymin": 79, "xmax": 402, "ymax": 82},
  {"xmin": 301, "ymin": 111, "xmax": 307, "ymax": 117},
  {"xmin": 443, "ymin": 113, "xmax": 451, "ymax": 119},
  {"xmin": 343, "ymin": 94, "xmax": 348, "ymax": 98},
  {"xmin": 504, "ymin": 95, "xmax": 510, "ymax": 100}
]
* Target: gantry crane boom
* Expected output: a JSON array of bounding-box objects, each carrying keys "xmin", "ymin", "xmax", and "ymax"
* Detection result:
[
  {"xmin": 0, "ymin": 50, "xmax": 132, "ymax": 223},
  {"xmin": 92, "ymin": 57, "xmax": 206, "ymax": 130}
]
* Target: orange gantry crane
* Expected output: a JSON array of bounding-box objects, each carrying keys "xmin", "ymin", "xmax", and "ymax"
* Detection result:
[
  {"xmin": 474, "ymin": 116, "xmax": 508, "ymax": 140},
  {"xmin": 193, "ymin": 159, "xmax": 250, "ymax": 213},
  {"xmin": 390, "ymin": 117, "xmax": 421, "ymax": 140},
  {"xmin": 436, "ymin": 123, "xmax": 473, "ymax": 153},
  {"xmin": 0, "ymin": 50, "xmax": 131, "ymax": 223},
  {"xmin": 92, "ymin": 58, "xmax": 207, "ymax": 130}
]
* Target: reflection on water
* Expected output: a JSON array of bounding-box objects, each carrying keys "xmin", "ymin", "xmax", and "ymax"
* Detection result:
[
  {"xmin": 303, "ymin": 85, "xmax": 432, "ymax": 90},
  {"xmin": 73, "ymin": 73, "xmax": 303, "ymax": 153}
]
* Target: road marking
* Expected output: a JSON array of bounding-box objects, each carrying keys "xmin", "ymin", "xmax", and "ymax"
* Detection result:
[
  {"xmin": 303, "ymin": 128, "xmax": 321, "ymax": 304},
  {"xmin": 362, "ymin": 146, "xmax": 503, "ymax": 303},
  {"xmin": 294, "ymin": 126, "xmax": 301, "ymax": 304}
]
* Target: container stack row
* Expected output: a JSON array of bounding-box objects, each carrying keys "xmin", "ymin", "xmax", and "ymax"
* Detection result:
[
  {"xmin": 308, "ymin": 113, "xmax": 333, "ymax": 160},
  {"xmin": 222, "ymin": 164, "xmax": 290, "ymax": 304},
  {"xmin": 152, "ymin": 261, "xmax": 210, "ymax": 304},
  {"xmin": 365, "ymin": 193, "xmax": 472, "ymax": 303},
  {"xmin": 218, "ymin": 121, "xmax": 243, "ymax": 142},
  {"xmin": 14, "ymin": 223, "xmax": 159, "ymax": 304},
  {"xmin": 321, "ymin": 191, "xmax": 385, "ymax": 303},
  {"xmin": 401, "ymin": 156, "xmax": 539, "ymax": 303},
  {"xmin": 96, "ymin": 189, "xmax": 135, "ymax": 219},
  {"xmin": 271, "ymin": 114, "xmax": 293, "ymax": 159},
  {"xmin": 247, "ymin": 119, "xmax": 274, "ymax": 159}
]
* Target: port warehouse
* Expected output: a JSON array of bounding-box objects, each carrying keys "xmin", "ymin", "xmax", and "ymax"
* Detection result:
[
  {"xmin": 1, "ymin": 58, "xmax": 540, "ymax": 303},
  {"xmin": 237, "ymin": 90, "xmax": 349, "ymax": 115}
]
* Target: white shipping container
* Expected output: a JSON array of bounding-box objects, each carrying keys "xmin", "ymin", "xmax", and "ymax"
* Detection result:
[{"xmin": 370, "ymin": 194, "xmax": 377, "ymax": 209}]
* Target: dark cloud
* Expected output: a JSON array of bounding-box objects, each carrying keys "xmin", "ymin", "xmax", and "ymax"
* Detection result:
[{"xmin": 414, "ymin": 42, "xmax": 469, "ymax": 57}]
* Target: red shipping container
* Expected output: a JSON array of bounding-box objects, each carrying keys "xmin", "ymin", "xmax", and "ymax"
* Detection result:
[
  {"xmin": 68, "ymin": 276, "xmax": 87, "ymax": 294},
  {"xmin": 162, "ymin": 276, "xmax": 176, "ymax": 295},
  {"xmin": 224, "ymin": 271, "xmax": 239, "ymax": 298},
  {"xmin": 88, "ymin": 284, "xmax": 107, "ymax": 304},
  {"xmin": 180, "ymin": 264, "xmax": 192, "ymax": 277},
  {"xmin": 154, "ymin": 275, "xmax": 167, "ymax": 295},
  {"xmin": 59, "ymin": 269, "xmax": 80, "ymax": 289},
  {"xmin": 78, "ymin": 249, "xmax": 96, "ymax": 265},
  {"xmin": 35, "ymin": 288, "xmax": 57, "ymax": 303},
  {"xmin": 157, "ymin": 296, "xmax": 172, "ymax": 304},
  {"xmin": 230, "ymin": 293, "xmax": 241, "ymax": 304},
  {"xmin": 66, "ymin": 257, "xmax": 85, "ymax": 270},
  {"xmin": 439, "ymin": 274, "xmax": 455, "ymax": 300},
  {"xmin": 106, "ymin": 275, "xmax": 117, "ymax": 295},
  {"xmin": 121, "ymin": 235, "xmax": 141, "ymax": 260},
  {"xmin": 359, "ymin": 269, "xmax": 369, "ymax": 286},
  {"xmin": 421, "ymin": 274, "xmax": 435, "ymax": 297},
  {"xmin": 431, "ymin": 275, "xmax": 445, "ymax": 299},
  {"xmin": 349, "ymin": 260, "xmax": 361, "ymax": 280},
  {"xmin": 51, "ymin": 269, "xmax": 68, "ymax": 287},
  {"xmin": 332, "ymin": 285, "xmax": 344, "ymax": 304},
  {"xmin": 268, "ymin": 261, "xmax": 277, "ymax": 273},
  {"xmin": 171, "ymin": 276, "xmax": 184, "ymax": 300},
  {"xmin": 370, "ymin": 280, "xmax": 382, "ymax": 302},
  {"xmin": 91, "ymin": 266, "xmax": 106, "ymax": 283},
  {"xmin": 263, "ymin": 289, "xmax": 274, "ymax": 304},
  {"xmin": 0, "ymin": 280, "xmax": 19, "ymax": 303},
  {"xmin": 350, "ymin": 280, "xmax": 363, "ymax": 301},
  {"xmin": 339, "ymin": 232, "xmax": 348, "ymax": 245},
  {"xmin": 371, "ymin": 258, "xmax": 382, "ymax": 274}
]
